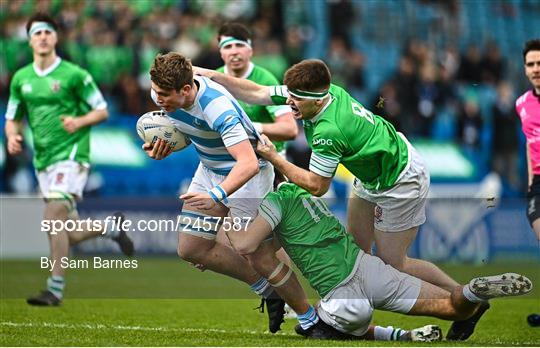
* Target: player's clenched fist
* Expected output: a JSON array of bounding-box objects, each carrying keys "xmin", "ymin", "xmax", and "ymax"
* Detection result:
[
  {"xmin": 143, "ymin": 138, "xmax": 173, "ymax": 160},
  {"xmin": 61, "ymin": 115, "xmax": 81, "ymax": 133},
  {"xmin": 7, "ymin": 134, "xmax": 23, "ymax": 155},
  {"xmin": 255, "ymin": 134, "xmax": 277, "ymax": 159}
]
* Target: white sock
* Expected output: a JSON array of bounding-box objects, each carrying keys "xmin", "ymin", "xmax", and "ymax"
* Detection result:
[
  {"xmin": 463, "ymin": 284, "xmax": 487, "ymax": 303},
  {"xmin": 47, "ymin": 276, "xmax": 65, "ymax": 299},
  {"xmin": 374, "ymin": 326, "xmax": 407, "ymax": 341},
  {"xmin": 297, "ymin": 305, "xmax": 319, "ymax": 330},
  {"xmin": 250, "ymin": 277, "xmax": 273, "ymax": 298}
]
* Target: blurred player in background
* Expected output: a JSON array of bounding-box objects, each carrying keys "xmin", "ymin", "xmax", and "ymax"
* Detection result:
[
  {"xmin": 4, "ymin": 13, "xmax": 133, "ymax": 306},
  {"xmin": 193, "ymin": 60, "xmax": 492, "ymax": 340},
  {"xmin": 216, "ymin": 22, "xmax": 297, "ymax": 157},
  {"xmin": 516, "ymin": 38, "xmax": 540, "ymax": 327},
  {"xmin": 224, "ymin": 181, "xmax": 533, "ymax": 341},
  {"xmin": 145, "ymin": 52, "xmax": 324, "ymax": 335}
]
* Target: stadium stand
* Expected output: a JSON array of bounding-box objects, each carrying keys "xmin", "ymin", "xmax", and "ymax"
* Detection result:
[{"xmin": 1, "ymin": 0, "xmax": 539, "ymax": 197}]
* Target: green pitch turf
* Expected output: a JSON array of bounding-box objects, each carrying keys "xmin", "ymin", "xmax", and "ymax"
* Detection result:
[{"xmin": 1, "ymin": 258, "xmax": 539, "ymax": 346}]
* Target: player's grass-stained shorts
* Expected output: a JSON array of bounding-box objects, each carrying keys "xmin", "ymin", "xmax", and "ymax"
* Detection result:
[
  {"xmin": 352, "ymin": 140, "xmax": 430, "ymax": 232},
  {"xmin": 317, "ymin": 251, "xmax": 421, "ymax": 336},
  {"xmin": 181, "ymin": 163, "xmax": 274, "ymax": 239},
  {"xmin": 37, "ymin": 160, "xmax": 89, "ymax": 200}
]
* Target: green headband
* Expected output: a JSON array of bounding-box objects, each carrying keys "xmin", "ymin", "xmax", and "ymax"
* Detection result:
[
  {"xmin": 218, "ymin": 36, "xmax": 252, "ymax": 50},
  {"xmin": 28, "ymin": 21, "xmax": 55, "ymax": 38},
  {"xmin": 288, "ymin": 88, "xmax": 329, "ymax": 100}
]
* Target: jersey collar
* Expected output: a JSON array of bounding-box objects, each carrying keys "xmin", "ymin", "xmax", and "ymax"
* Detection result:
[
  {"xmin": 224, "ymin": 61, "xmax": 254, "ymax": 79},
  {"xmin": 183, "ymin": 75, "xmax": 205, "ymax": 111},
  {"xmin": 533, "ymin": 88, "xmax": 540, "ymax": 101},
  {"xmin": 33, "ymin": 57, "xmax": 61, "ymax": 77},
  {"xmin": 306, "ymin": 96, "xmax": 334, "ymax": 124}
]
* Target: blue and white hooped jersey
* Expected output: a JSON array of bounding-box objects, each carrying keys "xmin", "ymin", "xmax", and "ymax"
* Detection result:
[{"xmin": 152, "ymin": 76, "xmax": 266, "ymax": 175}]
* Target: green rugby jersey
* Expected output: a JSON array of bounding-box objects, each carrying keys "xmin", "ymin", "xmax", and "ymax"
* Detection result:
[
  {"xmin": 259, "ymin": 183, "xmax": 360, "ymax": 298},
  {"xmin": 270, "ymin": 84, "xmax": 409, "ymax": 191},
  {"xmin": 6, "ymin": 58, "xmax": 107, "ymax": 171},
  {"xmin": 217, "ymin": 63, "xmax": 290, "ymax": 152}
]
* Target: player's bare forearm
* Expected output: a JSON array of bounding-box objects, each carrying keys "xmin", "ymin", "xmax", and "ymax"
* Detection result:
[
  {"xmin": 5, "ymin": 120, "xmax": 24, "ymax": 155},
  {"xmin": 261, "ymin": 113, "xmax": 298, "ymax": 141},
  {"xmin": 220, "ymin": 140, "xmax": 260, "ymax": 195},
  {"xmin": 225, "ymin": 216, "xmax": 273, "ymax": 255},
  {"xmin": 267, "ymin": 154, "xmax": 331, "ymax": 196},
  {"xmin": 5, "ymin": 119, "xmax": 23, "ymax": 138},
  {"xmin": 194, "ymin": 67, "xmax": 272, "ymax": 105},
  {"xmin": 62, "ymin": 109, "xmax": 108, "ymax": 133},
  {"xmin": 220, "ymin": 159, "xmax": 259, "ymax": 195},
  {"xmin": 78, "ymin": 108, "xmax": 109, "ymax": 127}
]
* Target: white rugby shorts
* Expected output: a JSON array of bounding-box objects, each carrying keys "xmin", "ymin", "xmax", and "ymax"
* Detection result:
[
  {"xmin": 317, "ymin": 251, "xmax": 421, "ymax": 336},
  {"xmin": 37, "ymin": 160, "xmax": 89, "ymax": 200},
  {"xmin": 182, "ymin": 163, "xmax": 274, "ymax": 239},
  {"xmin": 352, "ymin": 137, "xmax": 430, "ymax": 232}
]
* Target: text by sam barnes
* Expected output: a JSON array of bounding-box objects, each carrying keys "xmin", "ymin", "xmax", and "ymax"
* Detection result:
[{"xmin": 41, "ymin": 257, "xmax": 138, "ymax": 271}]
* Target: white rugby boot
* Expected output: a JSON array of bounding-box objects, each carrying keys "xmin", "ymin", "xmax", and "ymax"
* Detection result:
[
  {"xmin": 469, "ymin": 273, "xmax": 532, "ymax": 300},
  {"xmin": 410, "ymin": 325, "xmax": 443, "ymax": 342}
]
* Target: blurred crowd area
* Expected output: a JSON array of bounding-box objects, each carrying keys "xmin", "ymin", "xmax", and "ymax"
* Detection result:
[{"xmin": 2, "ymin": 0, "xmax": 540, "ymax": 194}]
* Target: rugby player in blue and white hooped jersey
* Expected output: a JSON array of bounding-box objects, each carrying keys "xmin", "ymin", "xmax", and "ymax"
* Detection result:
[{"xmin": 144, "ymin": 53, "xmax": 319, "ymax": 336}]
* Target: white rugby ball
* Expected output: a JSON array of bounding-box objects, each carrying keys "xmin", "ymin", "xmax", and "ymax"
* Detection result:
[{"xmin": 136, "ymin": 110, "xmax": 191, "ymax": 152}]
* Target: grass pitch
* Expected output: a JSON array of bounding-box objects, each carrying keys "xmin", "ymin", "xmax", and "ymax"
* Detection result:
[{"xmin": 1, "ymin": 258, "xmax": 539, "ymax": 346}]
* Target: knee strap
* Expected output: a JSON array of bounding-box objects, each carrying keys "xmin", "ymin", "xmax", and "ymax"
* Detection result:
[
  {"xmin": 269, "ymin": 261, "xmax": 285, "ymax": 280},
  {"xmin": 268, "ymin": 261, "xmax": 293, "ymax": 287}
]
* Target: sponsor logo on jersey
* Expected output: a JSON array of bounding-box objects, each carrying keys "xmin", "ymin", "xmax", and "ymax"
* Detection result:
[
  {"xmin": 192, "ymin": 118, "xmax": 205, "ymax": 129},
  {"xmin": 22, "ymin": 84, "xmax": 32, "ymax": 93},
  {"xmin": 313, "ymin": 138, "xmax": 333, "ymax": 146},
  {"xmin": 51, "ymin": 80, "xmax": 61, "ymax": 93}
]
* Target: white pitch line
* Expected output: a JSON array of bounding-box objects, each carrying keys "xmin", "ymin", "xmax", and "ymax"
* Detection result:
[{"xmin": 0, "ymin": 321, "xmax": 297, "ymax": 338}]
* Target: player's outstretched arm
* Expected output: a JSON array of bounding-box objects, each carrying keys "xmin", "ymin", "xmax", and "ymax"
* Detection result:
[
  {"xmin": 5, "ymin": 120, "xmax": 24, "ymax": 155},
  {"xmin": 225, "ymin": 215, "xmax": 273, "ymax": 255},
  {"xmin": 193, "ymin": 66, "xmax": 272, "ymax": 105}
]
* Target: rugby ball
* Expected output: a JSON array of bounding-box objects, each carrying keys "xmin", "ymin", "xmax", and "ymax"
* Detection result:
[{"xmin": 136, "ymin": 111, "xmax": 191, "ymax": 152}]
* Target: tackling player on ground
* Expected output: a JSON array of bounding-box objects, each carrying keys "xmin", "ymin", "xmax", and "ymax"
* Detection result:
[
  {"xmin": 144, "ymin": 52, "xmax": 324, "ymax": 335},
  {"xmin": 516, "ymin": 38, "xmax": 540, "ymax": 327},
  {"xmin": 224, "ymin": 182, "xmax": 533, "ymax": 340},
  {"xmin": 5, "ymin": 13, "xmax": 133, "ymax": 306}
]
